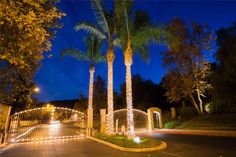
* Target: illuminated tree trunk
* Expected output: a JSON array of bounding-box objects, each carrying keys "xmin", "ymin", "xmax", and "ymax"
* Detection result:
[
  {"xmin": 107, "ymin": 47, "xmax": 115, "ymax": 134},
  {"xmin": 125, "ymin": 38, "xmax": 135, "ymax": 138},
  {"xmin": 196, "ymin": 88, "xmax": 203, "ymax": 114},
  {"xmin": 190, "ymin": 93, "xmax": 201, "ymax": 114},
  {"xmin": 88, "ymin": 64, "xmax": 95, "ymax": 109}
]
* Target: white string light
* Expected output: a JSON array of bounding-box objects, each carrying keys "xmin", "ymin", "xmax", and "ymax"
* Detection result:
[
  {"xmin": 106, "ymin": 108, "xmax": 148, "ymax": 136},
  {"xmin": 9, "ymin": 107, "xmax": 87, "ymax": 143}
]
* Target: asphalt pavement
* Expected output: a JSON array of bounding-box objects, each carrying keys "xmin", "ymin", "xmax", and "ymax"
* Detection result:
[{"xmin": 1, "ymin": 128, "xmax": 236, "ymax": 157}]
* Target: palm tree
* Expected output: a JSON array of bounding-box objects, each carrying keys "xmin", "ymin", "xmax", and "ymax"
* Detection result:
[
  {"xmin": 61, "ymin": 35, "xmax": 105, "ymax": 109},
  {"xmin": 74, "ymin": 0, "xmax": 127, "ymax": 134},
  {"xmin": 117, "ymin": 9, "xmax": 168, "ymax": 138}
]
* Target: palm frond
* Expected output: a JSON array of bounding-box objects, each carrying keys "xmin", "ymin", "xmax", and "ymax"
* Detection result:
[
  {"xmin": 93, "ymin": 53, "xmax": 106, "ymax": 63},
  {"xmin": 74, "ymin": 22, "xmax": 106, "ymax": 40},
  {"xmin": 83, "ymin": 35, "xmax": 106, "ymax": 64},
  {"xmin": 132, "ymin": 24, "xmax": 168, "ymax": 62},
  {"xmin": 113, "ymin": 38, "xmax": 122, "ymax": 49},
  {"xmin": 91, "ymin": 0, "xmax": 110, "ymax": 36},
  {"xmin": 61, "ymin": 48, "xmax": 89, "ymax": 61}
]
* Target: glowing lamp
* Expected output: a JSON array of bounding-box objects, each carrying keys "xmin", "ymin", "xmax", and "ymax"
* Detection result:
[
  {"xmin": 133, "ymin": 136, "xmax": 141, "ymax": 143},
  {"xmin": 34, "ymin": 87, "xmax": 40, "ymax": 93}
]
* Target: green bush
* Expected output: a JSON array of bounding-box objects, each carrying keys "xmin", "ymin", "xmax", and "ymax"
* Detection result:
[
  {"xmin": 94, "ymin": 133, "xmax": 162, "ymax": 148},
  {"xmin": 164, "ymin": 121, "xmax": 176, "ymax": 129}
]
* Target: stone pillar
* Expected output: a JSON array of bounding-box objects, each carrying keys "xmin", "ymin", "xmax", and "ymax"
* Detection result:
[
  {"xmin": 100, "ymin": 109, "xmax": 106, "ymax": 134},
  {"xmin": 159, "ymin": 111, "xmax": 163, "ymax": 129},
  {"xmin": 171, "ymin": 107, "xmax": 176, "ymax": 119},
  {"xmin": 0, "ymin": 103, "xmax": 12, "ymax": 144},
  {"xmin": 147, "ymin": 109, "xmax": 153, "ymax": 131},
  {"xmin": 87, "ymin": 108, "xmax": 93, "ymax": 136},
  {"xmin": 147, "ymin": 107, "xmax": 163, "ymax": 130},
  {"xmin": 115, "ymin": 119, "xmax": 118, "ymax": 134}
]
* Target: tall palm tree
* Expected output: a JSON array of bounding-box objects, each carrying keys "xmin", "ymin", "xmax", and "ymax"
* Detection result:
[
  {"xmin": 74, "ymin": 0, "xmax": 127, "ymax": 134},
  {"xmin": 61, "ymin": 35, "xmax": 105, "ymax": 109},
  {"xmin": 117, "ymin": 9, "xmax": 168, "ymax": 138}
]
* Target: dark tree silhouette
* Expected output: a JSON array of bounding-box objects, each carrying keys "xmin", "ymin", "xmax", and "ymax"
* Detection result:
[
  {"xmin": 212, "ymin": 22, "xmax": 236, "ymax": 112},
  {"xmin": 119, "ymin": 74, "xmax": 168, "ymax": 111},
  {"xmin": 93, "ymin": 75, "xmax": 107, "ymax": 113}
]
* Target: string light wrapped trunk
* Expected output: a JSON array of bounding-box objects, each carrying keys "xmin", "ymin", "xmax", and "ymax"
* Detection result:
[
  {"xmin": 106, "ymin": 48, "xmax": 115, "ymax": 134},
  {"xmin": 88, "ymin": 65, "xmax": 95, "ymax": 109},
  {"xmin": 125, "ymin": 38, "xmax": 135, "ymax": 138}
]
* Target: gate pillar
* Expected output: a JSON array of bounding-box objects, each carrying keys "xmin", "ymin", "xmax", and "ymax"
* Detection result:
[
  {"xmin": 0, "ymin": 103, "xmax": 12, "ymax": 144},
  {"xmin": 100, "ymin": 109, "xmax": 106, "ymax": 133},
  {"xmin": 171, "ymin": 107, "xmax": 176, "ymax": 119},
  {"xmin": 147, "ymin": 107, "xmax": 163, "ymax": 131},
  {"xmin": 87, "ymin": 108, "xmax": 93, "ymax": 136}
]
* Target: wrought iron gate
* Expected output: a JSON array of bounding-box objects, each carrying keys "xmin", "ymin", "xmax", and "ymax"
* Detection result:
[{"xmin": 7, "ymin": 106, "xmax": 86, "ymax": 143}]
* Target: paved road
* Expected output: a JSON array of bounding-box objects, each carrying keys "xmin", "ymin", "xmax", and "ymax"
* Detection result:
[
  {"xmin": 10, "ymin": 124, "xmax": 85, "ymax": 142},
  {"xmin": 1, "ymin": 131, "xmax": 236, "ymax": 157},
  {"xmin": 25, "ymin": 124, "xmax": 81, "ymax": 138},
  {"xmin": 138, "ymin": 132, "xmax": 236, "ymax": 157}
]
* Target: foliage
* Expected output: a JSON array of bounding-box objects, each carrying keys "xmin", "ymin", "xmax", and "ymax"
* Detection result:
[
  {"xmin": 93, "ymin": 75, "xmax": 107, "ymax": 113},
  {"xmin": 116, "ymin": 9, "xmax": 167, "ymax": 61},
  {"xmin": 164, "ymin": 120, "xmax": 181, "ymax": 129},
  {"xmin": 76, "ymin": 74, "xmax": 169, "ymax": 112},
  {"xmin": 0, "ymin": 60, "xmax": 38, "ymax": 112},
  {"xmin": 0, "ymin": 0, "xmax": 63, "ymax": 68},
  {"xmin": 119, "ymin": 74, "xmax": 168, "ymax": 111},
  {"xmin": 162, "ymin": 17, "xmax": 213, "ymax": 113},
  {"xmin": 0, "ymin": 0, "xmax": 63, "ymax": 111},
  {"xmin": 95, "ymin": 133, "xmax": 162, "ymax": 148},
  {"xmin": 74, "ymin": 0, "xmax": 125, "ymax": 46},
  {"xmin": 178, "ymin": 106, "xmax": 197, "ymax": 120},
  {"xmin": 74, "ymin": 92, "xmax": 87, "ymax": 112},
  {"xmin": 61, "ymin": 35, "xmax": 105, "ymax": 65},
  {"xmin": 211, "ymin": 22, "xmax": 236, "ymax": 112}
]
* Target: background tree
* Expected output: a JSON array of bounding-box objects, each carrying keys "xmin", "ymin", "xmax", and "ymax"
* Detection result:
[
  {"xmin": 61, "ymin": 35, "xmax": 105, "ymax": 110},
  {"xmin": 74, "ymin": 92, "xmax": 87, "ymax": 112},
  {"xmin": 211, "ymin": 22, "xmax": 236, "ymax": 112},
  {"xmin": 0, "ymin": 60, "xmax": 38, "ymax": 112},
  {"xmin": 0, "ymin": 0, "xmax": 63, "ymax": 111},
  {"xmin": 0, "ymin": 0, "xmax": 63, "ymax": 68},
  {"xmin": 162, "ymin": 17, "xmax": 213, "ymax": 114},
  {"xmin": 119, "ymin": 74, "xmax": 168, "ymax": 111},
  {"xmin": 93, "ymin": 75, "xmax": 107, "ymax": 113}
]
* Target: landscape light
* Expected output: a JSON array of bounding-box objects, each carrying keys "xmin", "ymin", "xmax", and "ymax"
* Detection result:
[{"xmin": 133, "ymin": 136, "xmax": 141, "ymax": 143}]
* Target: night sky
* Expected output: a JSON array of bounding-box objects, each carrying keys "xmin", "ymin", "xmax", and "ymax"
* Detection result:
[{"xmin": 35, "ymin": 0, "xmax": 236, "ymax": 102}]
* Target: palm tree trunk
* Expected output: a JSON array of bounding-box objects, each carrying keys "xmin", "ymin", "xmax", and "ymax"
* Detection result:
[
  {"xmin": 107, "ymin": 47, "xmax": 115, "ymax": 134},
  {"xmin": 88, "ymin": 64, "xmax": 95, "ymax": 109},
  {"xmin": 125, "ymin": 38, "xmax": 135, "ymax": 138}
]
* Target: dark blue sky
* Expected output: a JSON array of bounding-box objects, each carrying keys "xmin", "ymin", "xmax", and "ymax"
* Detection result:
[{"xmin": 35, "ymin": 0, "xmax": 236, "ymax": 102}]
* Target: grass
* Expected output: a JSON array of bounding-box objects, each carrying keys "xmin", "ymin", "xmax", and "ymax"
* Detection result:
[
  {"xmin": 176, "ymin": 113, "xmax": 236, "ymax": 130},
  {"xmin": 164, "ymin": 120, "xmax": 183, "ymax": 129},
  {"xmin": 94, "ymin": 133, "xmax": 162, "ymax": 148}
]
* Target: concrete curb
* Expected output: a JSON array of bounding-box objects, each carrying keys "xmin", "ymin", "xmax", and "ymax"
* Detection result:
[
  {"xmin": 152, "ymin": 129, "xmax": 236, "ymax": 137},
  {"xmin": 0, "ymin": 143, "xmax": 6, "ymax": 149},
  {"xmin": 87, "ymin": 136, "xmax": 167, "ymax": 152}
]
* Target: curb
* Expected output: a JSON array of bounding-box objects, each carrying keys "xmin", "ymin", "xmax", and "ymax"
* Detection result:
[
  {"xmin": 87, "ymin": 136, "xmax": 167, "ymax": 152},
  {"xmin": 0, "ymin": 143, "xmax": 6, "ymax": 149},
  {"xmin": 152, "ymin": 129, "xmax": 236, "ymax": 137}
]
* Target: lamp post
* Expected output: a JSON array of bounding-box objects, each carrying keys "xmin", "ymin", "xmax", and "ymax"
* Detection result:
[{"xmin": 33, "ymin": 87, "xmax": 40, "ymax": 93}]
